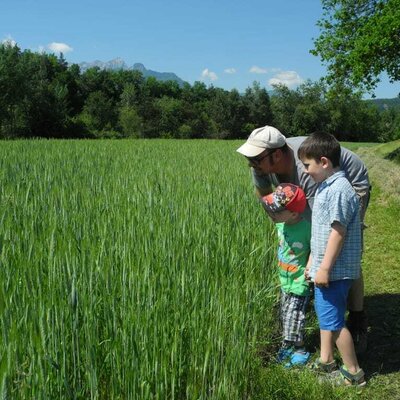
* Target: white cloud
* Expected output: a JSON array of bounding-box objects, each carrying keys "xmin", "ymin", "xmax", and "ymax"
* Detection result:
[
  {"xmin": 268, "ymin": 70, "xmax": 303, "ymax": 88},
  {"xmin": 2, "ymin": 35, "xmax": 17, "ymax": 47},
  {"xmin": 201, "ymin": 68, "xmax": 218, "ymax": 81},
  {"xmin": 249, "ymin": 66, "xmax": 269, "ymax": 74},
  {"xmin": 224, "ymin": 68, "xmax": 236, "ymax": 74},
  {"xmin": 47, "ymin": 42, "xmax": 73, "ymax": 53}
]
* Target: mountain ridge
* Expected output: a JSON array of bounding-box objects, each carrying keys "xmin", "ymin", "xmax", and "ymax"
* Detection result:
[
  {"xmin": 365, "ymin": 96, "xmax": 400, "ymax": 110},
  {"xmin": 77, "ymin": 58, "xmax": 399, "ymax": 103},
  {"xmin": 78, "ymin": 58, "xmax": 186, "ymax": 86}
]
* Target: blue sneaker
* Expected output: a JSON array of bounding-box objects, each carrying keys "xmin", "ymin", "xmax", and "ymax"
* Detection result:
[
  {"xmin": 276, "ymin": 346, "xmax": 294, "ymax": 363},
  {"xmin": 285, "ymin": 349, "xmax": 310, "ymax": 368}
]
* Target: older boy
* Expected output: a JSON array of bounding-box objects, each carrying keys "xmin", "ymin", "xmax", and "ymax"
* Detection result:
[
  {"xmin": 261, "ymin": 183, "xmax": 311, "ymax": 367},
  {"xmin": 297, "ymin": 132, "xmax": 365, "ymax": 386}
]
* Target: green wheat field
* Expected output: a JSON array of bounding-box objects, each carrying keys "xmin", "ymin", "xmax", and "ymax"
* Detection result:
[{"xmin": 0, "ymin": 140, "xmax": 280, "ymax": 399}]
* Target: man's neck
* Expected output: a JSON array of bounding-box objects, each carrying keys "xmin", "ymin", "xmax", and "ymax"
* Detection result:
[{"xmin": 276, "ymin": 148, "xmax": 295, "ymax": 177}]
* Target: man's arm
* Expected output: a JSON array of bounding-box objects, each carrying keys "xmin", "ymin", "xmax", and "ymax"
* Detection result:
[
  {"xmin": 340, "ymin": 146, "xmax": 370, "ymax": 199},
  {"xmin": 314, "ymin": 222, "xmax": 346, "ymax": 287}
]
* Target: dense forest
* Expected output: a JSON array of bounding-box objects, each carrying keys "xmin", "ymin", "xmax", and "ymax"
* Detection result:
[{"xmin": 1, "ymin": 43, "xmax": 399, "ymax": 142}]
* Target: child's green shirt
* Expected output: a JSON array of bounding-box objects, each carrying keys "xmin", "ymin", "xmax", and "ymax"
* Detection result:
[{"xmin": 276, "ymin": 218, "xmax": 311, "ymax": 296}]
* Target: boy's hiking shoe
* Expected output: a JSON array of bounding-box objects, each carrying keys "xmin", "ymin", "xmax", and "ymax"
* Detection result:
[
  {"xmin": 321, "ymin": 366, "xmax": 367, "ymax": 387},
  {"xmin": 284, "ymin": 349, "xmax": 310, "ymax": 368},
  {"xmin": 310, "ymin": 358, "xmax": 338, "ymax": 374},
  {"xmin": 311, "ymin": 360, "xmax": 366, "ymax": 387}
]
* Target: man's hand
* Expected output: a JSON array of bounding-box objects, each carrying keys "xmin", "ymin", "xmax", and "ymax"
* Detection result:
[{"xmin": 314, "ymin": 267, "xmax": 330, "ymax": 288}]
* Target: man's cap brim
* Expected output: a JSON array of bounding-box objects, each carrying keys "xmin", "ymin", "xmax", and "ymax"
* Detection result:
[{"xmin": 236, "ymin": 142, "xmax": 265, "ymax": 157}]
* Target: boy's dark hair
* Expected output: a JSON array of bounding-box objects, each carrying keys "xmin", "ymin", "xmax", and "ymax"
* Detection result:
[{"xmin": 297, "ymin": 131, "xmax": 341, "ymax": 167}]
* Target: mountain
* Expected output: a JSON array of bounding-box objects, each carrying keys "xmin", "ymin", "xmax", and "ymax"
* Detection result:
[
  {"xmin": 78, "ymin": 58, "xmax": 186, "ymax": 86},
  {"xmin": 365, "ymin": 96, "xmax": 400, "ymax": 111},
  {"xmin": 78, "ymin": 57, "xmax": 128, "ymax": 71}
]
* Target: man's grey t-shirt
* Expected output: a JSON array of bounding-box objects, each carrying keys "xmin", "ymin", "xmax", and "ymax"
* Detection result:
[{"xmin": 252, "ymin": 136, "xmax": 370, "ymax": 218}]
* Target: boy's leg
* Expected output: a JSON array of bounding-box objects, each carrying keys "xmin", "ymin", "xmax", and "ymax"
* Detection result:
[
  {"xmin": 314, "ymin": 281, "xmax": 365, "ymax": 385},
  {"xmin": 281, "ymin": 290, "xmax": 309, "ymax": 345},
  {"xmin": 277, "ymin": 290, "xmax": 295, "ymax": 362},
  {"xmin": 320, "ymin": 329, "xmax": 335, "ymax": 364},
  {"xmin": 315, "ymin": 280, "xmax": 355, "ymax": 362},
  {"xmin": 334, "ymin": 326, "xmax": 360, "ymax": 374},
  {"xmin": 279, "ymin": 290, "xmax": 310, "ymax": 365}
]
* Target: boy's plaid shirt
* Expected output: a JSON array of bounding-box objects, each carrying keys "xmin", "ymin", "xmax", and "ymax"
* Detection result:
[{"xmin": 309, "ymin": 170, "xmax": 361, "ymax": 282}]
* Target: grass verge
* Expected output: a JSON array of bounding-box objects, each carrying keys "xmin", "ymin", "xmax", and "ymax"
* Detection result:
[
  {"xmin": 355, "ymin": 146, "xmax": 400, "ymax": 399},
  {"xmin": 253, "ymin": 143, "xmax": 400, "ymax": 400}
]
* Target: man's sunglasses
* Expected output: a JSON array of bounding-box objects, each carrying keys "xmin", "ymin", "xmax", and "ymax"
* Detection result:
[{"xmin": 247, "ymin": 150, "xmax": 275, "ymax": 166}]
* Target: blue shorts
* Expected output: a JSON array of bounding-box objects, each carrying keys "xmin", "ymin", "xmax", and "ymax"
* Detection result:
[{"xmin": 314, "ymin": 280, "xmax": 353, "ymax": 331}]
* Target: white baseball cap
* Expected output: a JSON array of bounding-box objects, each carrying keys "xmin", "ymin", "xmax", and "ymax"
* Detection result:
[{"xmin": 236, "ymin": 126, "xmax": 287, "ymax": 157}]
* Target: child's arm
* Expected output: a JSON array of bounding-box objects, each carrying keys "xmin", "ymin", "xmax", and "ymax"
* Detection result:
[
  {"xmin": 314, "ymin": 222, "xmax": 346, "ymax": 287},
  {"xmin": 304, "ymin": 254, "xmax": 312, "ymax": 281}
]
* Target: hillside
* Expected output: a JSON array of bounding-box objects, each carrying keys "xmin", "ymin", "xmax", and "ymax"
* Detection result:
[{"xmin": 365, "ymin": 97, "xmax": 400, "ymax": 111}]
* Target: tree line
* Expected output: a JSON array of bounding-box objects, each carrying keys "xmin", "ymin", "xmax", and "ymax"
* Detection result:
[{"xmin": 1, "ymin": 43, "xmax": 399, "ymax": 142}]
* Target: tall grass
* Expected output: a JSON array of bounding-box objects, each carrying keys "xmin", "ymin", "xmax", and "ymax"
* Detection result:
[{"xmin": 0, "ymin": 139, "xmax": 278, "ymax": 399}]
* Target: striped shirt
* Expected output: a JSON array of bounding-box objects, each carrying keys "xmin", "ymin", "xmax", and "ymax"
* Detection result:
[{"xmin": 310, "ymin": 171, "xmax": 361, "ymax": 282}]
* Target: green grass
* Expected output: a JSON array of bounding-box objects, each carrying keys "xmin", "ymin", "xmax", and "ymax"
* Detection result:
[
  {"xmin": 353, "ymin": 145, "xmax": 400, "ymax": 399},
  {"xmin": 254, "ymin": 140, "xmax": 400, "ymax": 400},
  {"xmin": 339, "ymin": 141, "xmax": 378, "ymax": 151},
  {"xmin": 0, "ymin": 140, "xmax": 280, "ymax": 399},
  {"xmin": 0, "ymin": 139, "xmax": 399, "ymax": 399},
  {"xmin": 371, "ymin": 139, "xmax": 400, "ymax": 157}
]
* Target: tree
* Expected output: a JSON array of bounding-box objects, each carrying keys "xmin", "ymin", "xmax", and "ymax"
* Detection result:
[
  {"xmin": 154, "ymin": 96, "xmax": 183, "ymax": 137},
  {"xmin": 118, "ymin": 106, "xmax": 143, "ymax": 138},
  {"xmin": 0, "ymin": 43, "xmax": 26, "ymax": 136},
  {"xmin": 80, "ymin": 91, "xmax": 116, "ymax": 135},
  {"xmin": 243, "ymin": 82, "xmax": 273, "ymax": 129},
  {"xmin": 270, "ymin": 84, "xmax": 301, "ymax": 135},
  {"xmin": 292, "ymin": 81, "xmax": 330, "ymax": 135},
  {"xmin": 312, "ymin": 0, "xmax": 400, "ymax": 94},
  {"xmin": 379, "ymin": 106, "xmax": 400, "ymax": 141}
]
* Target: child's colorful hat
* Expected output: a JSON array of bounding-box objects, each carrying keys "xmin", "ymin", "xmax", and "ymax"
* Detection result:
[{"xmin": 261, "ymin": 183, "xmax": 306, "ymax": 214}]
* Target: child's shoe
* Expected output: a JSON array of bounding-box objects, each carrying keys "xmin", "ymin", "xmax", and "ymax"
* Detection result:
[
  {"xmin": 285, "ymin": 348, "xmax": 310, "ymax": 368},
  {"xmin": 310, "ymin": 358, "xmax": 338, "ymax": 373},
  {"xmin": 321, "ymin": 366, "xmax": 366, "ymax": 387},
  {"xmin": 276, "ymin": 345, "xmax": 294, "ymax": 363}
]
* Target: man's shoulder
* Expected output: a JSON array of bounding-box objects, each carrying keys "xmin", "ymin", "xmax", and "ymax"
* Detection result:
[
  {"xmin": 287, "ymin": 136, "xmax": 306, "ymax": 150},
  {"xmin": 339, "ymin": 145, "xmax": 368, "ymax": 171}
]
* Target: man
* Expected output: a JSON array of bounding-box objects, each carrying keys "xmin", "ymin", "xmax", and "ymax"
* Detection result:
[{"xmin": 237, "ymin": 126, "xmax": 370, "ymax": 354}]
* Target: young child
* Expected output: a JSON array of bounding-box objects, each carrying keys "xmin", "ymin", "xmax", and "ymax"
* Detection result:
[
  {"xmin": 261, "ymin": 183, "xmax": 311, "ymax": 367},
  {"xmin": 297, "ymin": 132, "xmax": 366, "ymax": 386}
]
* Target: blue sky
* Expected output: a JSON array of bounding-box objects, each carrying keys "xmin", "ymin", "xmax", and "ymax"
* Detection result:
[{"xmin": 1, "ymin": 0, "xmax": 399, "ymax": 99}]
